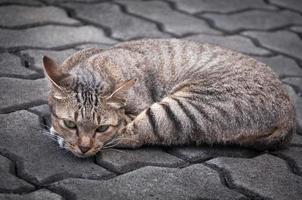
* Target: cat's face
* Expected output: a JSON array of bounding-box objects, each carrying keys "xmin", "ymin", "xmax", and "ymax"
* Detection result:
[
  {"xmin": 43, "ymin": 55, "xmax": 135, "ymax": 157},
  {"xmin": 49, "ymin": 94, "xmax": 124, "ymax": 157}
]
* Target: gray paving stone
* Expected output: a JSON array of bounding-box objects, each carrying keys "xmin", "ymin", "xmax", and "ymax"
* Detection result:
[
  {"xmin": 170, "ymin": 0, "xmax": 276, "ymax": 14},
  {"xmin": 270, "ymin": 0, "xmax": 302, "ymax": 12},
  {"xmin": 207, "ymin": 154, "xmax": 302, "ymax": 200},
  {"xmin": 63, "ymin": 2, "xmax": 169, "ymax": 40},
  {"xmin": 285, "ymin": 85, "xmax": 302, "ymax": 133},
  {"xmin": 203, "ymin": 10, "xmax": 302, "ymax": 32},
  {"xmin": 96, "ymin": 148, "xmax": 186, "ymax": 173},
  {"xmin": 243, "ymin": 30, "xmax": 302, "ymax": 60},
  {"xmin": 27, "ymin": 104, "xmax": 51, "ymax": 129},
  {"xmin": 20, "ymin": 49, "xmax": 77, "ymax": 71},
  {"xmin": 0, "ymin": 25, "xmax": 116, "ymax": 49},
  {"xmin": 117, "ymin": 0, "xmax": 220, "ymax": 36},
  {"xmin": 0, "ymin": 0, "xmax": 42, "ymax": 6},
  {"xmin": 283, "ymin": 77, "xmax": 302, "ymax": 95},
  {"xmin": 74, "ymin": 43, "xmax": 111, "ymax": 50},
  {"xmin": 0, "ymin": 110, "xmax": 112, "ymax": 185},
  {"xmin": 43, "ymin": 0, "xmax": 101, "ymax": 3},
  {"xmin": 253, "ymin": 55, "xmax": 302, "ymax": 78},
  {"xmin": 0, "ymin": 171, "xmax": 35, "ymax": 193},
  {"xmin": 276, "ymin": 147, "xmax": 302, "ymax": 174},
  {"xmin": 168, "ymin": 146, "xmax": 258, "ymax": 163},
  {"xmin": 0, "ymin": 78, "xmax": 48, "ymax": 113},
  {"xmin": 0, "ymin": 6, "xmax": 79, "ymax": 28},
  {"xmin": 0, "ymin": 53, "xmax": 37, "ymax": 77},
  {"xmin": 28, "ymin": 104, "xmax": 50, "ymax": 116},
  {"xmin": 291, "ymin": 26, "xmax": 302, "ymax": 33},
  {"xmin": 50, "ymin": 164, "xmax": 244, "ymax": 200},
  {"xmin": 291, "ymin": 134, "xmax": 302, "ymax": 146},
  {"xmin": 0, "ymin": 189, "xmax": 63, "ymax": 200},
  {"xmin": 185, "ymin": 34, "xmax": 270, "ymax": 56},
  {"xmin": 0, "ymin": 155, "xmax": 13, "ymax": 173}
]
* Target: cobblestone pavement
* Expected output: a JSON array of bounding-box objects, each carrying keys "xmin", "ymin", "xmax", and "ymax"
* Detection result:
[{"xmin": 0, "ymin": 0, "xmax": 302, "ymax": 199}]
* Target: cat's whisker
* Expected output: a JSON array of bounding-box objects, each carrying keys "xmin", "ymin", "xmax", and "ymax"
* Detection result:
[
  {"xmin": 41, "ymin": 131, "xmax": 59, "ymax": 141},
  {"xmin": 39, "ymin": 123, "xmax": 51, "ymax": 130},
  {"xmin": 103, "ymin": 138, "xmax": 120, "ymax": 146},
  {"xmin": 105, "ymin": 136, "xmax": 139, "ymax": 146},
  {"xmin": 101, "ymin": 148, "xmax": 125, "ymax": 153},
  {"xmin": 102, "ymin": 136, "xmax": 139, "ymax": 150}
]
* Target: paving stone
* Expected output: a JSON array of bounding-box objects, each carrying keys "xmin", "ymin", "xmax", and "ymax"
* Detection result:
[
  {"xmin": 185, "ymin": 34, "xmax": 270, "ymax": 56},
  {"xmin": 207, "ymin": 154, "xmax": 302, "ymax": 200},
  {"xmin": 170, "ymin": 0, "xmax": 276, "ymax": 14},
  {"xmin": 291, "ymin": 134, "xmax": 302, "ymax": 146},
  {"xmin": 283, "ymin": 77, "xmax": 302, "ymax": 95},
  {"xmin": 0, "ymin": 154, "xmax": 13, "ymax": 173},
  {"xmin": 0, "ymin": 25, "xmax": 116, "ymax": 49},
  {"xmin": 117, "ymin": 0, "xmax": 220, "ymax": 36},
  {"xmin": 0, "ymin": 0, "xmax": 42, "ymax": 6},
  {"xmin": 28, "ymin": 104, "xmax": 50, "ymax": 116},
  {"xmin": 43, "ymin": 0, "xmax": 101, "ymax": 3},
  {"xmin": 0, "ymin": 53, "xmax": 37, "ymax": 77},
  {"xmin": 276, "ymin": 147, "xmax": 302, "ymax": 175},
  {"xmin": 0, "ymin": 171, "xmax": 35, "ymax": 193},
  {"xmin": 0, "ymin": 110, "xmax": 112, "ymax": 185},
  {"xmin": 0, "ymin": 78, "xmax": 48, "ymax": 113},
  {"xmin": 284, "ymin": 85, "xmax": 302, "ymax": 133},
  {"xmin": 0, "ymin": 6, "xmax": 79, "ymax": 28},
  {"xmin": 50, "ymin": 164, "xmax": 244, "ymax": 200},
  {"xmin": 0, "ymin": 189, "xmax": 63, "ymax": 200},
  {"xmin": 243, "ymin": 30, "xmax": 302, "ymax": 60},
  {"xmin": 74, "ymin": 43, "xmax": 111, "ymax": 50},
  {"xmin": 20, "ymin": 49, "xmax": 77, "ymax": 71},
  {"xmin": 168, "ymin": 146, "xmax": 259, "ymax": 163},
  {"xmin": 203, "ymin": 10, "xmax": 302, "ymax": 32},
  {"xmin": 96, "ymin": 148, "xmax": 186, "ymax": 173},
  {"xmin": 27, "ymin": 104, "xmax": 52, "ymax": 130},
  {"xmin": 253, "ymin": 55, "xmax": 302, "ymax": 78},
  {"xmin": 63, "ymin": 2, "xmax": 169, "ymax": 40},
  {"xmin": 291, "ymin": 26, "xmax": 302, "ymax": 33},
  {"xmin": 270, "ymin": 0, "xmax": 302, "ymax": 12}
]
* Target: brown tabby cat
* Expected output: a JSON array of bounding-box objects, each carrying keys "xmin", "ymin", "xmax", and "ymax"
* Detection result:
[{"xmin": 43, "ymin": 39, "xmax": 295, "ymax": 157}]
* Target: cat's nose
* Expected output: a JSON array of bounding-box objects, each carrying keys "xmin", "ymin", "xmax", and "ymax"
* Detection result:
[
  {"xmin": 78, "ymin": 135, "xmax": 92, "ymax": 154},
  {"xmin": 79, "ymin": 145, "xmax": 91, "ymax": 154}
]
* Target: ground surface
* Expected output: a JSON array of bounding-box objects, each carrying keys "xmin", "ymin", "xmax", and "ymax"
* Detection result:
[{"xmin": 0, "ymin": 0, "xmax": 302, "ymax": 199}]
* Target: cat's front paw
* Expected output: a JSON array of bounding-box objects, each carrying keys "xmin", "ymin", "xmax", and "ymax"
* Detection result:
[{"xmin": 115, "ymin": 126, "xmax": 143, "ymax": 148}]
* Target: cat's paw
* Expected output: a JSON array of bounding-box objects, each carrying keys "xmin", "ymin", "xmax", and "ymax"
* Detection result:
[{"xmin": 115, "ymin": 124, "xmax": 143, "ymax": 148}]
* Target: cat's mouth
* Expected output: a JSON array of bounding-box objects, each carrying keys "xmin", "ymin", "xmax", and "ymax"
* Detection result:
[
  {"xmin": 48, "ymin": 127, "xmax": 96, "ymax": 157},
  {"xmin": 41, "ymin": 117, "xmax": 105, "ymax": 157}
]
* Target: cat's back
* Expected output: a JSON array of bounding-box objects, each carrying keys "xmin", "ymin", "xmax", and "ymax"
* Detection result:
[
  {"xmin": 113, "ymin": 38, "xmax": 274, "ymax": 81},
  {"xmin": 113, "ymin": 39, "xmax": 284, "ymax": 100}
]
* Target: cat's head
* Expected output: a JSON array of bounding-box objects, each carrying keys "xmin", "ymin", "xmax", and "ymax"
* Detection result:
[{"xmin": 43, "ymin": 55, "xmax": 136, "ymax": 157}]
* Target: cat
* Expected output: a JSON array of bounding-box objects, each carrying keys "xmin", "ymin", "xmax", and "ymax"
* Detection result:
[{"xmin": 43, "ymin": 39, "xmax": 295, "ymax": 157}]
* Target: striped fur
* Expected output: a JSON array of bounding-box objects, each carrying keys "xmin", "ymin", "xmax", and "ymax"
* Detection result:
[{"xmin": 44, "ymin": 39, "xmax": 295, "ymax": 157}]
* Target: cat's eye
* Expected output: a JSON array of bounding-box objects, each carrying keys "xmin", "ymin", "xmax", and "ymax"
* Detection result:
[
  {"xmin": 96, "ymin": 125, "xmax": 110, "ymax": 132},
  {"xmin": 63, "ymin": 120, "xmax": 77, "ymax": 129}
]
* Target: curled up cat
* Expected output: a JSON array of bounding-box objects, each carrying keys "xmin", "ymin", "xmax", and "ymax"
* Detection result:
[{"xmin": 43, "ymin": 39, "xmax": 295, "ymax": 157}]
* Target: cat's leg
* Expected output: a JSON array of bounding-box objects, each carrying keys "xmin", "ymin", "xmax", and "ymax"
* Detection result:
[
  {"xmin": 116, "ymin": 95, "xmax": 202, "ymax": 148},
  {"xmin": 116, "ymin": 91, "xmax": 295, "ymax": 149}
]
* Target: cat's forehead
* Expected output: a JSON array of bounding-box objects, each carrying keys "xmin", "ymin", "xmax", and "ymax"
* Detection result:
[{"xmin": 52, "ymin": 100, "xmax": 118, "ymax": 126}]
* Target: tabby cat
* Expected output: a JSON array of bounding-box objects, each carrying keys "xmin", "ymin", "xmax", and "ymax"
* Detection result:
[{"xmin": 43, "ymin": 39, "xmax": 295, "ymax": 157}]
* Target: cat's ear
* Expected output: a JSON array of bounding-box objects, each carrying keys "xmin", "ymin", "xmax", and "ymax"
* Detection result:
[
  {"xmin": 106, "ymin": 79, "xmax": 137, "ymax": 99},
  {"xmin": 106, "ymin": 97, "xmax": 127, "ymax": 109},
  {"xmin": 105, "ymin": 78, "xmax": 137, "ymax": 109},
  {"xmin": 43, "ymin": 56, "xmax": 69, "ymax": 100}
]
